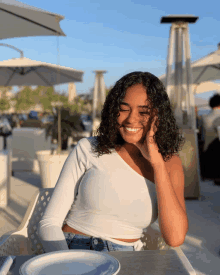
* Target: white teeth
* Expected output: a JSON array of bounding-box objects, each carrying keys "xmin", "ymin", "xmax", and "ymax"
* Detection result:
[{"xmin": 125, "ymin": 127, "xmax": 139, "ymax": 132}]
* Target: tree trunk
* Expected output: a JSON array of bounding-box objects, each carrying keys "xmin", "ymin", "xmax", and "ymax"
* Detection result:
[{"xmin": 62, "ymin": 134, "xmax": 68, "ymax": 150}]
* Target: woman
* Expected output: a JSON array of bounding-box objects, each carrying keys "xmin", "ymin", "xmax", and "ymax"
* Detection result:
[{"xmin": 38, "ymin": 71, "xmax": 188, "ymax": 253}]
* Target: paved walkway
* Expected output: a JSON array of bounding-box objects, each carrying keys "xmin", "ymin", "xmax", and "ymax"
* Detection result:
[
  {"xmin": 0, "ymin": 171, "xmax": 220, "ymax": 274},
  {"xmin": 178, "ymin": 180, "xmax": 220, "ymax": 275}
]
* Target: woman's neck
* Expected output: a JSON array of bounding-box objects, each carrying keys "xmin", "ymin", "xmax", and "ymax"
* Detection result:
[{"xmin": 116, "ymin": 143, "xmax": 142, "ymax": 158}]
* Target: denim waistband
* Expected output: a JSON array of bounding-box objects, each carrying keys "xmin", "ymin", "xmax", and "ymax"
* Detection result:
[
  {"xmin": 64, "ymin": 233, "xmax": 144, "ymax": 251},
  {"xmin": 64, "ymin": 232, "xmax": 92, "ymax": 237},
  {"xmin": 64, "ymin": 231, "xmax": 140, "ymax": 242}
]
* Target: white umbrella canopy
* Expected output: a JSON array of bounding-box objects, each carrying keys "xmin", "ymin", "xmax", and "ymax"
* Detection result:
[
  {"xmin": 0, "ymin": 57, "xmax": 84, "ymax": 86},
  {"xmin": 159, "ymin": 81, "xmax": 220, "ymax": 98},
  {"xmin": 159, "ymin": 44, "xmax": 220, "ymax": 86},
  {"xmin": 193, "ymin": 81, "xmax": 220, "ymax": 95},
  {"xmin": 0, "ymin": 0, "xmax": 65, "ymax": 39}
]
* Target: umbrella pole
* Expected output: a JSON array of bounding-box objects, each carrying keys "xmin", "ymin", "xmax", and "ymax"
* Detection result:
[
  {"xmin": 56, "ymin": 35, "xmax": 62, "ymax": 155},
  {"xmin": 58, "ymin": 107, "xmax": 61, "ymax": 155}
]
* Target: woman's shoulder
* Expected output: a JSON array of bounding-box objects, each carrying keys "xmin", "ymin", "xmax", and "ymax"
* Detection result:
[
  {"xmin": 74, "ymin": 136, "xmax": 98, "ymax": 154},
  {"xmin": 78, "ymin": 136, "xmax": 97, "ymax": 147}
]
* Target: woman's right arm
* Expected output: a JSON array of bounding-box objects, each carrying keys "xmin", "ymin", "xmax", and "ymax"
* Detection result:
[{"xmin": 37, "ymin": 141, "xmax": 88, "ymax": 253}]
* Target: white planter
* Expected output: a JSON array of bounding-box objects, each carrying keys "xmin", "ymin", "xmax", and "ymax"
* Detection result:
[
  {"xmin": 0, "ymin": 137, "xmax": 3, "ymax": 151},
  {"xmin": 36, "ymin": 150, "xmax": 69, "ymax": 188},
  {"xmin": 0, "ymin": 150, "xmax": 11, "ymax": 207}
]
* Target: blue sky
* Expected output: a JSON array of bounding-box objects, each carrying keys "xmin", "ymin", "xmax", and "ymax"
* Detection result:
[{"xmin": 1, "ymin": 0, "xmax": 220, "ymax": 101}]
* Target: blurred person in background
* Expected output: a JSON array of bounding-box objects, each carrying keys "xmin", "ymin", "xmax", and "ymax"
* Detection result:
[
  {"xmin": 195, "ymin": 106, "xmax": 205, "ymax": 159},
  {"xmin": 12, "ymin": 113, "xmax": 20, "ymax": 128},
  {"xmin": 202, "ymin": 94, "xmax": 220, "ymax": 148},
  {"xmin": 0, "ymin": 116, "xmax": 12, "ymax": 150},
  {"xmin": 201, "ymin": 93, "xmax": 220, "ymax": 184}
]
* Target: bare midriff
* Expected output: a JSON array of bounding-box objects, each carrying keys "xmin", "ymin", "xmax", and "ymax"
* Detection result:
[{"xmin": 62, "ymin": 224, "xmax": 140, "ymax": 243}]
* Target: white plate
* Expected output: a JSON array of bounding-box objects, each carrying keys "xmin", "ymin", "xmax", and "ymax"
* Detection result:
[{"xmin": 19, "ymin": 250, "xmax": 121, "ymax": 275}]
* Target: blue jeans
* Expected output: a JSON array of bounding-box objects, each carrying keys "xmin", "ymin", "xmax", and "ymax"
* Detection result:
[{"xmin": 64, "ymin": 233, "xmax": 135, "ymax": 252}]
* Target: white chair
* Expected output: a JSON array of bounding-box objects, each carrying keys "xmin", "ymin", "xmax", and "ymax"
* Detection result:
[{"xmin": 0, "ymin": 188, "xmax": 170, "ymax": 256}]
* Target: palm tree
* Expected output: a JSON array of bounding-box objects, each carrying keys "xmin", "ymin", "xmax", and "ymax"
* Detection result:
[{"xmin": 44, "ymin": 107, "xmax": 84, "ymax": 154}]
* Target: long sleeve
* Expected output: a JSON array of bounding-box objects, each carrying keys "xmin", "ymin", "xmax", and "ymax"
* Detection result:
[{"xmin": 37, "ymin": 141, "xmax": 88, "ymax": 253}]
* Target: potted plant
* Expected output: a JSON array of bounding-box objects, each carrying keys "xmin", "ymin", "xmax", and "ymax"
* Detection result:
[{"xmin": 36, "ymin": 105, "xmax": 85, "ymax": 188}]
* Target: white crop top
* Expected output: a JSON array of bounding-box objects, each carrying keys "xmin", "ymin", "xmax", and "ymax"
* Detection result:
[{"xmin": 38, "ymin": 136, "xmax": 158, "ymax": 253}]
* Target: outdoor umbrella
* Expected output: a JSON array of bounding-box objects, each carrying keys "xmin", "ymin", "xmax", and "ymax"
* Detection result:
[
  {"xmin": 191, "ymin": 81, "xmax": 220, "ymax": 95},
  {"xmin": 0, "ymin": 56, "xmax": 84, "ymax": 159},
  {"xmin": 159, "ymin": 43, "xmax": 220, "ymax": 87},
  {"xmin": 0, "ymin": 57, "xmax": 84, "ymax": 86},
  {"xmin": 0, "ymin": 0, "xmax": 65, "ymax": 39},
  {"xmin": 159, "ymin": 81, "xmax": 220, "ymax": 97}
]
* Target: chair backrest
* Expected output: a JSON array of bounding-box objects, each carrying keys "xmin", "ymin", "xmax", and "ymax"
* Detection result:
[{"xmin": 27, "ymin": 188, "xmax": 70, "ymax": 255}]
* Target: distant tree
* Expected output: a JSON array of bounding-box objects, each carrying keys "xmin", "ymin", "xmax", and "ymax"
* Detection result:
[
  {"xmin": 40, "ymin": 97, "xmax": 53, "ymax": 112},
  {"xmin": 14, "ymin": 86, "xmax": 35, "ymax": 112},
  {"xmin": 12, "ymin": 85, "xmax": 93, "ymax": 115},
  {"xmin": 0, "ymin": 86, "xmax": 12, "ymax": 113},
  {"xmin": 69, "ymin": 95, "xmax": 88, "ymax": 114},
  {"xmin": 38, "ymin": 86, "xmax": 60, "ymax": 112},
  {"xmin": 46, "ymin": 86, "xmax": 56, "ymax": 99},
  {"xmin": 59, "ymin": 93, "xmax": 69, "ymax": 105},
  {"xmin": 0, "ymin": 98, "xmax": 10, "ymax": 113}
]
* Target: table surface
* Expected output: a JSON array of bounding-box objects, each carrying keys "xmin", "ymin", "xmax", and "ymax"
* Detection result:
[{"xmin": 0, "ymin": 248, "xmax": 196, "ymax": 275}]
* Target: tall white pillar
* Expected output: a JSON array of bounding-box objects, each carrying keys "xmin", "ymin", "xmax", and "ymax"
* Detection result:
[
  {"xmin": 92, "ymin": 70, "xmax": 107, "ymax": 135},
  {"xmin": 68, "ymin": 82, "xmax": 77, "ymax": 103}
]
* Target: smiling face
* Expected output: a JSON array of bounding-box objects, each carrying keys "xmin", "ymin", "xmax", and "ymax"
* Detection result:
[{"xmin": 117, "ymin": 83, "xmax": 153, "ymax": 145}]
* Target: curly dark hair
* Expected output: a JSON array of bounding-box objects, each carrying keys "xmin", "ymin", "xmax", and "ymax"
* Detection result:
[
  {"xmin": 209, "ymin": 93, "xmax": 220, "ymax": 109},
  {"xmin": 91, "ymin": 71, "xmax": 185, "ymax": 162}
]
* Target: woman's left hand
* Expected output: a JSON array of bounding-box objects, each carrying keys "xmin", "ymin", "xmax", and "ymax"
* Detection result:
[{"xmin": 133, "ymin": 116, "xmax": 163, "ymax": 166}]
